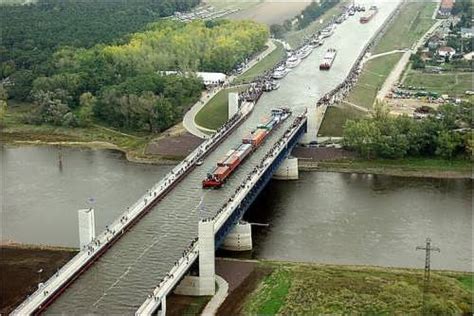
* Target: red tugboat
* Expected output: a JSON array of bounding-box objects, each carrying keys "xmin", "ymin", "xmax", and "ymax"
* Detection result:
[
  {"xmin": 319, "ymin": 48, "xmax": 337, "ymax": 70},
  {"xmin": 360, "ymin": 6, "xmax": 378, "ymax": 23},
  {"xmin": 202, "ymin": 108, "xmax": 291, "ymax": 189}
]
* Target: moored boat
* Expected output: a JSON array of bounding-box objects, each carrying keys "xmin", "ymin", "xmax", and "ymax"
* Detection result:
[{"xmin": 319, "ymin": 48, "xmax": 337, "ymax": 70}]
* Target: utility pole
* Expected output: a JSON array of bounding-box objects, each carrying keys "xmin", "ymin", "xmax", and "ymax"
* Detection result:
[{"xmin": 416, "ymin": 237, "xmax": 440, "ymax": 313}]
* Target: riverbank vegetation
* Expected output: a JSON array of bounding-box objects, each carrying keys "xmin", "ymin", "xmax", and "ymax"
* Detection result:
[
  {"xmin": 343, "ymin": 103, "xmax": 472, "ymax": 160},
  {"xmin": 3, "ymin": 19, "xmax": 268, "ymax": 134},
  {"xmin": 243, "ymin": 261, "xmax": 472, "ymax": 315}
]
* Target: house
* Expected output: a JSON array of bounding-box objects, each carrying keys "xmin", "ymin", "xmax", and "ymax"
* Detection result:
[
  {"xmin": 437, "ymin": 46, "xmax": 456, "ymax": 58},
  {"xmin": 427, "ymin": 34, "xmax": 446, "ymax": 50},
  {"xmin": 438, "ymin": 0, "xmax": 453, "ymax": 17},
  {"xmin": 461, "ymin": 27, "xmax": 474, "ymax": 39}
]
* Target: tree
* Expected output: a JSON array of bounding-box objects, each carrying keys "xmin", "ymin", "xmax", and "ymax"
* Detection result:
[
  {"xmin": 78, "ymin": 92, "xmax": 96, "ymax": 126},
  {"xmin": 435, "ymin": 131, "xmax": 462, "ymax": 159},
  {"xmin": 0, "ymin": 85, "xmax": 7, "ymax": 129},
  {"xmin": 343, "ymin": 119, "xmax": 381, "ymax": 159}
]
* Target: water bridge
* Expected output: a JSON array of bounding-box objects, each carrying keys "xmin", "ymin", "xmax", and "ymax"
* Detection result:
[{"xmin": 11, "ymin": 3, "xmax": 400, "ymax": 313}]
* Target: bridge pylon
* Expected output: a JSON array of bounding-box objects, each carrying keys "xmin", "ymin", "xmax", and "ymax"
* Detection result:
[
  {"xmin": 273, "ymin": 156, "xmax": 299, "ymax": 180},
  {"xmin": 174, "ymin": 219, "xmax": 216, "ymax": 296},
  {"xmin": 221, "ymin": 221, "xmax": 253, "ymax": 251},
  {"xmin": 299, "ymin": 106, "xmax": 318, "ymax": 144}
]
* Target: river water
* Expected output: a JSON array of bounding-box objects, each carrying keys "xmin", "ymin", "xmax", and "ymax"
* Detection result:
[{"xmin": 3, "ymin": 0, "xmax": 472, "ymax": 313}]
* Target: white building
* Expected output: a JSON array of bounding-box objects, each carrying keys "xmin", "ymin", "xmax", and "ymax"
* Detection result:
[
  {"xmin": 437, "ymin": 46, "xmax": 456, "ymax": 58},
  {"xmin": 160, "ymin": 71, "xmax": 226, "ymax": 87}
]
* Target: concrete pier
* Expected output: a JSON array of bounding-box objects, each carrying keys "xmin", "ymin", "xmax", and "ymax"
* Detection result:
[
  {"xmin": 228, "ymin": 92, "xmax": 239, "ymax": 119},
  {"xmin": 221, "ymin": 222, "xmax": 252, "ymax": 251},
  {"xmin": 175, "ymin": 220, "xmax": 215, "ymax": 296},
  {"xmin": 299, "ymin": 106, "xmax": 318, "ymax": 144},
  {"xmin": 273, "ymin": 156, "xmax": 299, "ymax": 180},
  {"xmin": 78, "ymin": 208, "xmax": 95, "ymax": 249}
]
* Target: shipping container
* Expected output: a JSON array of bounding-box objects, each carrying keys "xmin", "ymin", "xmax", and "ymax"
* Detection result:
[
  {"xmin": 214, "ymin": 166, "xmax": 231, "ymax": 181},
  {"xmin": 223, "ymin": 155, "xmax": 240, "ymax": 168},
  {"xmin": 217, "ymin": 149, "xmax": 236, "ymax": 166}
]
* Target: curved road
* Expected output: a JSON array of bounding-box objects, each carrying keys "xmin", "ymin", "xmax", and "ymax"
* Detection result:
[{"xmin": 182, "ymin": 40, "xmax": 276, "ymax": 139}]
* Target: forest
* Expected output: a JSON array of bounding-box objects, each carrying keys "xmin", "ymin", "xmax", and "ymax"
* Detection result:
[
  {"xmin": 15, "ymin": 19, "xmax": 269, "ymax": 132},
  {"xmin": 1, "ymin": 0, "xmax": 199, "ymax": 99},
  {"xmin": 343, "ymin": 103, "xmax": 473, "ymax": 160}
]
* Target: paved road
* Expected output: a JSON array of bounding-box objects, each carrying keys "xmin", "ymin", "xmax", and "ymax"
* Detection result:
[
  {"xmin": 376, "ymin": 17, "xmax": 442, "ymax": 101},
  {"xmin": 182, "ymin": 40, "xmax": 276, "ymax": 139}
]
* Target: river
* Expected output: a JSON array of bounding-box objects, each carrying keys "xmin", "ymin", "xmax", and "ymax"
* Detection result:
[
  {"xmin": 2, "ymin": 146, "xmax": 471, "ymax": 272},
  {"xmin": 3, "ymin": 0, "xmax": 472, "ymax": 312}
]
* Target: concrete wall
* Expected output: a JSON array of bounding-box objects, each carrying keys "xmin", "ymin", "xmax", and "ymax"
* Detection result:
[
  {"xmin": 299, "ymin": 106, "xmax": 318, "ymax": 144},
  {"xmin": 273, "ymin": 157, "xmax": 299, "ymax": 180},
  {"xmin": 78, "ymin": 208, "xmax": 95, "ymax": 248},
  {"xmin": 228, "ymin": 92, "xmax": 239, "ymax": 120},
  {"xmin": 221, "ymin": 222, "xmax": 252, "ymax": 251}
]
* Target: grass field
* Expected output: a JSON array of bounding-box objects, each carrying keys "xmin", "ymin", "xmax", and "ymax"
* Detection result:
[
  {"xmin": 194, "ymin": 86, "xmax": 247, "ymax": 130},
  {"xmin": 373, "ymin": 2, "xmax": 437, "ymax": 54},
  {"xmin": 284, "ymin": 2, "xmax": 348, "ymax": 48},
  {"xmin": 347, "ymin": 53, "xmax": 403, "ymax": 108},
  {"xmin": 318, "ymin": 103, "xmax": 367, "ymax": 136},
  {"xmin": 403, "ymin": 71, "xmax": 473, "ymax": 97},
  {"xmin": 243, "ymin": 262, "xmax": 473, "ymax": 315},
  {"xmin": 235, "ymin": 42, "xmax": 286, "ymax": 84}
]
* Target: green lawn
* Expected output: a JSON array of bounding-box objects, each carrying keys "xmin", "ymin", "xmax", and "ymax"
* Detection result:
[
  {"xmin": 243, "ymin": 262, "xmax": 473, "ymax": 315},
  {"xmin": 194, "ymin": 86, "xmax": 247, "ymax": 130},
  {"xmin": 403, "ymin": 71, "xmax": 473, "ymax": 97},
  {"xmin": 318, "ymin": 103, "xmax": 367, "ymax": 136},
  {"xmin": 284, "ymin": 2, "xmax": 348, "ymax": 48},
  {"xmin": 235, "ymin": 42, "xmax": 286, "ymax": 84},
  {"xmin": 347, "ymin": 53, "xmax": 403, "ymax": 108},
  {"xmin": 373, "ymin": 2, "xmax": 437, "ymax": 54}
]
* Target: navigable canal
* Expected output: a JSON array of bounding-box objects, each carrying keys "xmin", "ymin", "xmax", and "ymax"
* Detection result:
[{"xmin": 2, "ymin": 146, "xmax": 472, "ymax": 272}]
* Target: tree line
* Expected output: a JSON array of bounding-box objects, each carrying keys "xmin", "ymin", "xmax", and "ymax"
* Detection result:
[
  {"xmin": 343, "ymin": 103, "xmax": 473, "ymax": 160},
  {"xmin": 1, "ymin": 0, "xmax": 199, "ymax": 100},
  {"xmin": 21, "ymin": 19, "xmax": 269, "ymax": 132}
]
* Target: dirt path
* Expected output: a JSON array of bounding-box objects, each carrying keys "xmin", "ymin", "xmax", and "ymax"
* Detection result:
[{"xmin": 226, "ymin": 1, "xmax": 310, "ymax": 26}]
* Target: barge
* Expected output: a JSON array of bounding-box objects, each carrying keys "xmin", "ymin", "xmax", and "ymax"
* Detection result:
[
  {"xmin": 319, "ymin": 48, "xmax": 337, "ymax": 70},
  {"xmin": 202, "ymin": 108, "xmax": 291, "ymax": 188}
]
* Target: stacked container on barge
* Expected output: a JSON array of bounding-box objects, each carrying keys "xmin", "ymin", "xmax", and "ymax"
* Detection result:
[{"xmin": 202, "ymin": 108, "xmax": 291, "ymax": 188}]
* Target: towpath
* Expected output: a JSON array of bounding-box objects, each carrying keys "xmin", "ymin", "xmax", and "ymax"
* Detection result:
[{"xmin": 182, "ymin": 40, "xmax": 276, "ymax": 139}]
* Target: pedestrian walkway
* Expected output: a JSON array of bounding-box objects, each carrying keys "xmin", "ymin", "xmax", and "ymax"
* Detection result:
[
  {"xmin": 201, "ymin": 275, "xmax": 229, "ymax": 316},
  {"xmin": 182, "ymin": 40, "xmax": 276, "ymax": 139}
]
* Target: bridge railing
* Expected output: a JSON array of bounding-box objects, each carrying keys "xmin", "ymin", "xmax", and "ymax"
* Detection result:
[
  {"xmin": 12, "ymin": 98, "xmax": 248, "ymax": 315},
  {"xmin": 135, "ymin": 111, "xmax": 308, "ymax": 315}
]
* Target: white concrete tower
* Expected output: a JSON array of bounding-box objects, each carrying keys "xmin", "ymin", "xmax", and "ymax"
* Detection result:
[
  {"xmin": 174, "ymin": 219, "xmax": 216, "ymax": 296},
  {"xmin": 228, "ymin": 92, "xmax": 239, "ymax": 119},
  {"xmin": 78, "ymin": 208, "xmax": 96, "ymax": 248},
  {"xmin": 299, "ymin": 106, "xmax": 318, "ymax": 144}
]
